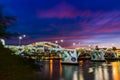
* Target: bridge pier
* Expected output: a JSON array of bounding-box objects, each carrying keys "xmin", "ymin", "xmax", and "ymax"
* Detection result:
[
  {"xmin": 60, "ymin": 49, "xmax": 80, "ymax": 64},
  {"xmin": 90, "ymin": 49, "xmax": 105, "ymax": 61}
]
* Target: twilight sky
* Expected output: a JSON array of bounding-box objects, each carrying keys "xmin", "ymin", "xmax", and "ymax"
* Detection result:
[{"xmin": 1, "ymin": 0, "xmax": 120, "ymax": 48}]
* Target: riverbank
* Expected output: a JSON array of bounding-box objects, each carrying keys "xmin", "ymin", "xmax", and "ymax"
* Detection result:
[{"xmin": 0, "ymin": 45, "xmax": 42, "ymax": 80}]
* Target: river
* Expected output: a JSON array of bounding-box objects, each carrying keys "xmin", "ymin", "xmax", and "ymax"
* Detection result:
[{"xmin": 38, "ymin": 60, "xmax": 120, "ymax": 80}]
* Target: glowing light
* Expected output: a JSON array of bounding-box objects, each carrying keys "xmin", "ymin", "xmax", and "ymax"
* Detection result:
[
  {"xmin": 23, "ymin": 34, "xmax": 26, "ymax": 38},
  {"xmin": 59, "ymin": 60, "xmax": 62, "ymax": 77},
  {"xmin": 112, "ymin": 62, "xmax": 120, "ymax": 80},
  {"xmin": 73, "ymin": 43, "xmax": 76, "ymax": 46},
  {"xmin": 55, "ymin": 41, "xmax": 58, "ymax": 43},
  {"xmin": 0, "ymin": 39, "xmax": 5, "ymax": 45},
  {"xmin": 49, "ymin": 60, "xmax": 53, "ymax": 79},
  {"xmin": 60, "ymin": 39, "xmax": 64, "ymax": 42},
  {"xmin": 19, "ymin": 36, "xmax": 22, "ymax": 40}
]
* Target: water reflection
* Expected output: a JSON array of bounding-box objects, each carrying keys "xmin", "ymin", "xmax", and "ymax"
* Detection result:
[
  {"xmin": 39, "ymin": 60, "xmax": 120, "ymax": 80},
  {"xmin": 112, "ymin": 62, "xmax": 120, "ymax": 80},
  {"xmin": 49, "ymin": 60, "xmax": 53, "ymax": 79}
]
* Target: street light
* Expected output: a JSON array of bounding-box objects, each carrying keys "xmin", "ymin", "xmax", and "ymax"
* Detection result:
[
  {"xmin": 19, "ymin": 36, "xmax": 22, "ymax": 46},
  {"xmin": 60, "ymin": 39, "xmax": 64, "ymax": 42},
  {"xmin": 18, "ymin": 34, "xmax": 26, "ymax": 46},
  {"xmin": 23, "ymin": 34, "xmax": 26, "ymax": 38},
  {"xmin": 73, "ymin": 43, "xmax": 76, "ymax": 46},
  {"xmin": 55, "ymin": 41, "xmax": 58, "ymax": 44}
]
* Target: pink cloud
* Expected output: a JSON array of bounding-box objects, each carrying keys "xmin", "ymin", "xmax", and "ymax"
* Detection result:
[
  {"xmin": 8, "ymin": 2, "xmax": 120, "ymax": 48},
  {"xmin": 93, "ymin": 26, "xmax": 120, "ymax": 33},
  {"xmin": 36, "ymin": 2, "xmax": 94, "ymax": 18},
  {"xmin": 36, "ymin": 1, "xmax": 120, "ymax": 36}
]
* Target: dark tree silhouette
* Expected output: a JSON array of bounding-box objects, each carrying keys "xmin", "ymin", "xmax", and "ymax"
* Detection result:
[
  {"xmin": 95, "ymin": 45, "xmax": 99, "ymax": 50},
  {"xmin": 112, "ymin": 46, "xmax": 117, "ymax": 51},
  {"xmin": 0, "ymin": 5, "xmax": 16, "ymax": 38}
]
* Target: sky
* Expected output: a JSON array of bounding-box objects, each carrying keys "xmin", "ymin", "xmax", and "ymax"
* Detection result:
[{"xmin": 1, "ymin": 0, "xmax": 120, "ymax": 48}]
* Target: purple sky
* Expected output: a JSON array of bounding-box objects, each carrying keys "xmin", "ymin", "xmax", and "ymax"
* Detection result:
[{"xmin": 1, "ymin": 0, "xmax": 120, "ymax": 48}]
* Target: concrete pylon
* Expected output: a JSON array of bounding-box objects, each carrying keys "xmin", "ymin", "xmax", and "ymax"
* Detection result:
[
  {"xmin": 61, "ymin": 49, "xmax": 80, "ymax": 64},
  {"xmin": 90, "ymin": 49, "xmax": 105, "ymax": 61}
]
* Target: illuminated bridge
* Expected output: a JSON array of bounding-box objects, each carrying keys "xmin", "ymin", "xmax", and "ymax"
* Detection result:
[
  {"xmin": 7, "ymin": 41, "xmax": 120, "ymax": 63},
  {"xmin": 7, "ymin": 41, "xmax": 80, "ymax": 64}
]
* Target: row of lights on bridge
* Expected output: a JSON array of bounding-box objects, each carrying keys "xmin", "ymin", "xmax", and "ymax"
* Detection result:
[
  {"xmin": 55, "ymin": 40, "xmax": 64, "ymax": 44},
  {"xmin": 18, "ymin": 34, "xmax": 26, "ymax": 45},
  {"xmin": 18, "ymin": 35, "xmax": 116, "ymax": 48}
]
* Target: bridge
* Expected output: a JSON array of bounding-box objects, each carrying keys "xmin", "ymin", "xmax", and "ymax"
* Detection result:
[
  {"xmin": 6, "ymin": 41, "xmax": 80, "ymax": 64},
  {"xmin": 6, "ymin": 41, "xmax": 120, "ymax": 64}
]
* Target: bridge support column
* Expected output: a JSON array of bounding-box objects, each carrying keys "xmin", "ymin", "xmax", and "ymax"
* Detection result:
[
  {"xmin": 90, "ymin": 50, "xmax": 105, "ymax": 61},
  {"xmin": 61, "ymin": 49, "xmax": 80, "ymax": 64}
]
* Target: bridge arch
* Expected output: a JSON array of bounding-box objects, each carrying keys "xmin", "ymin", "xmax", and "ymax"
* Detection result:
[{"xmin": 28, "ymin": 41, "xmax": 63, "ymax": 49}]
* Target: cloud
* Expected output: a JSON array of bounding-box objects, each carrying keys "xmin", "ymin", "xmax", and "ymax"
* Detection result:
[
  {"xmin": 36, "ymin": 2, "xmax": 94, "ymax": 18},
  {"xmin": 5, "ymin": 0, "xmax": 120, "ymax": 48},
  {"xmin": 36, "ymin": 1, "xmax": 120, "ymax": 36}
]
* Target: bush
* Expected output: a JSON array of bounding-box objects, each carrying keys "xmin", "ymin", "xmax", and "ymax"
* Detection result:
[{"xmin": 0, "ymin": 45, "xmax": 42, "ymax": 80}]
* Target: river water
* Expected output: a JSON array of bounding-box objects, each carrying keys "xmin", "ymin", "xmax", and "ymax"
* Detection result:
[{"xmin": 38, "ymin": 60, "xmax": 120, "ymax": 80}]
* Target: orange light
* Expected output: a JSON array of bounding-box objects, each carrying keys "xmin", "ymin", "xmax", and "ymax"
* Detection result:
[
  {"xmin": 112, "ymin": 62, "xmax": 120, "ymax": 80},
  {"xmin": 49, "ymin": 60, "xmax": 53, "ymax": 78}
]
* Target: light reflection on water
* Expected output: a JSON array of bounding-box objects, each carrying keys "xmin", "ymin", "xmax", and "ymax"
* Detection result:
[{"xmin": 38, "ymin": 60, "xmax": 120, "ymax": 80}]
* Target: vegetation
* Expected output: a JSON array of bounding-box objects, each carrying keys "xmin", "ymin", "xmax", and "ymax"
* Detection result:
[
  {"xmin": 0, "ymin": 44, "xmax": 42, "ymax": 80},
  {"xmin": 0, "ymin": 5, "xmax": 16, "ymax": 38}
]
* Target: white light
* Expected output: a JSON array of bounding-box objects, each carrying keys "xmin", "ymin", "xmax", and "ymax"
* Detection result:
[
  {"xmin": 0, "ymin": 39, "xmax": 5, "ymax": 45},
  {"xmin": 23, "ymin": 34, "xmax": 26, "ymax": 38},
  {"xmin": 73, "ymin": 43, "xmax": 76, "ymax": 46},
  {"xmin": 60, "ymin": 40, "xmax": 64, "ymax": 42},
  {"xmin": 55, "ymin": 41, "xmax": 58, "ymax": 43},
  {"xmin": 19, "ymin": 36, "xmax": 22, "ymax": 40}
]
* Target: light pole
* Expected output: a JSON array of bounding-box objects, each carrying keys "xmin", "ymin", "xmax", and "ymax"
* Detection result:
[
  {"xmin": 22, "ymin": 34, "xmax": 26, "ymax": 45},
  {"xmin": 19, "ymin": 36, "xmax": 22, "ymax": 46},
  {"xmin": 18, "ymin": 34, "xmax": 26, "ymax": 46},
  {"xmin": 54, "ymin": 40, "xmax": 64, "ymax": 48}
]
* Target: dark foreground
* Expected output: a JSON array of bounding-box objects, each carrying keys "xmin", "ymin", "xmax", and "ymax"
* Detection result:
[
  {"xmin": 38, "ymin": 60, "xmax": 120, "ymax": 80},
  {"xmin": 0, "ymin": 45, "xmax": 41, "ymax": 80}
]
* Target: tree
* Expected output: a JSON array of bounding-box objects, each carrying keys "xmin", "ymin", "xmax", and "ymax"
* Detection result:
[
  {"xmin": 0, "ymin": 5, "xmax": 16, "ymax": 38},
  {"xmin": 112, "ymin": 46, "xmax": 117, "ymax": 51}
]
